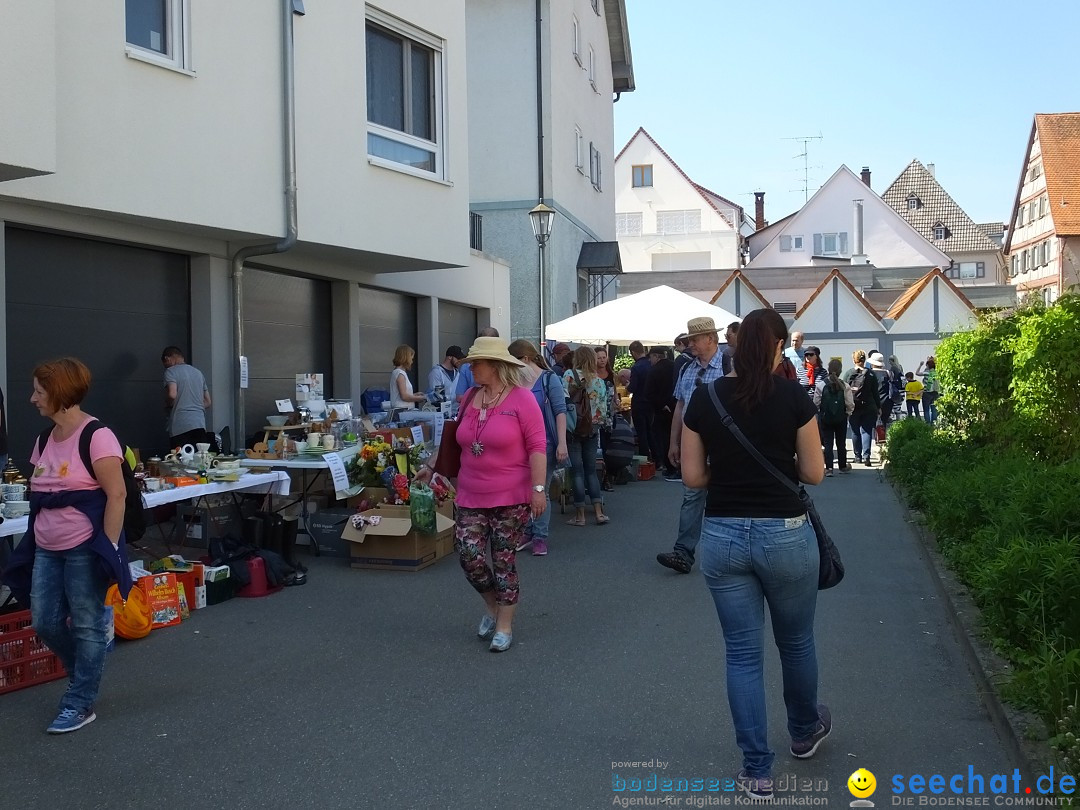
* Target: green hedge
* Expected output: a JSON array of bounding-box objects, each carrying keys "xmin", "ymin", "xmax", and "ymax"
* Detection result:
[{"xmin": 887, "ymin": 293, "xmax": 1080, "ymax": 767}]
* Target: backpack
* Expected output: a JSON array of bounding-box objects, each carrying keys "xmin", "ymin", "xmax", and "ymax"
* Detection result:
[
  {"xmin": 604, "ymin": 413, "xmax": 636, "ymax": 472},
  {"xmin": 820, "ymin": 384, "xmax": 847, "ymax": 427},
  {"xmin": 847, "ymin": 369, "xmax": 872, "ymax": 407},
  {"xmin": 36, "ymin": 420, "xmax": 147, "ymax": 544},
  {"xmin": 565, "ymin": 370, "xmax": 594, "ymax": 439}
]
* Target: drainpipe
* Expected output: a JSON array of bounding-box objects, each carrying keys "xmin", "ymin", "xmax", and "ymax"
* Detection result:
[
  {"xmin": 231, "ymin": 0, "xmax": 299, "ymax": 445},
  {"xmin": 535, "ymin": 0, "xmax": 545, "ymax": 340}
]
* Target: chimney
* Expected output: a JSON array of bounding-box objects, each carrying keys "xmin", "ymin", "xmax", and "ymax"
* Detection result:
[
  {"xmin": 754, "ymin": 191, "xmax": 766, "ymax": 231},
  {"xmin": 927, "ymin": 162, "xmax": 936, "ymax": 177},
  {"xmin": 860, "ymin": 167, "xmax": 872, "ymax": 188},
  {"xmin": 852, "ymin": 199, "xmax": 868, "ymax": 265}
]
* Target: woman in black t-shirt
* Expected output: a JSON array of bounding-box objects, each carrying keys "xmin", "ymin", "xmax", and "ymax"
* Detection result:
[{"xmin": 681, "ymin": 308, "xmax": 828, "ymax": 799}]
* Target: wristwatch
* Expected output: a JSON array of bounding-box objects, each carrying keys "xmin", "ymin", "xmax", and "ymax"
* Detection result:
[{"xmin": 532, "ymin": 484, "xmax": 546, "ymax": 493}]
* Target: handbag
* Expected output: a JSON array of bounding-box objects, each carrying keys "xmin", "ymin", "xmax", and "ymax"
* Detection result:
[
  {"xmin": 431, "ymin": 387, "xmax": 478, "ymax": 479},
  {"xmin": 705, "ymin": 383, "xmax": 844, "ymax": 590}
]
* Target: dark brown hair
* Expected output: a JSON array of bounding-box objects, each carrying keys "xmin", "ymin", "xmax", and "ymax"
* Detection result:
[
  {"xmin": 732, "ymin": 309, "xmax": 788, "ymax": 409},
  {"xmin": 33, "ymin": 357, "xmax": 92, "ymax": 410}
]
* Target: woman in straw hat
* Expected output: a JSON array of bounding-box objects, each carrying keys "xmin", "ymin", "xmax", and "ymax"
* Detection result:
[
  {"xmin": 416, "ymin": 337, "xmax": 547, "ymax": 652},
  {"xmin": 680, "ymin": 309, "xmax": 827, "ymax": 799}
]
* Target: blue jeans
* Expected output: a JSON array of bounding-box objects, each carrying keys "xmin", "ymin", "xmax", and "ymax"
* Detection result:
[
  {"xmin": 922, "ymin": 392, "xmax": 938, "ymax": 424},
  {"xmin": 527, "ymin": 450, "xmax": 558, "ymax": 541},
  {"xmin": 849, "ymin": 410, "xmax": 877, "ymax": 461},
  {"xmin": 699, "ymin": 516, "xmax": 820, "ymax": 777},
  {"xmin": 674, "ymin": 485, "xmax": 707, "ymax": 563},
  {"xmin": 31, "ymin": 544, "xmax": 111, "ymax": 713},
  {"xmin": 567, "ymin": 432, "xmax": 603, "ymax": 508}
]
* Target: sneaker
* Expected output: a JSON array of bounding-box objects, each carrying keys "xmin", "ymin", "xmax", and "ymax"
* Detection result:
[
  {"xmin": 662, "ymin": 472, "xmax": 682, "ymax": 482},
  {"xmin": 838, "ymin": 465, "xmax": 852, "ymax": 474},
  {"xmin": 824, "ymin": 469, "xmax": 833, "ymax": 477},
  {"xmin": 736, "ymin": 769, "xmax": 774, "ymax": 801},
  {"xmin": 656, "ymin": 552, "xmax": 692, "ymax": 574},
  {"xmin": 863, "ymin": 458, "xmax": 874, "ymax": 466},
  {"xmin": 790, "ymin": 704, "xmax": 832, "ymax": 759},
  {"xmin": 515, "ymin": 537, "xmax": 533, "ymax": 553},
  {"xmin": 477, "ymin": 614, "xmax": 496, "ymax": 640},
  {"xmin": 47, "ymin": 707, "xmax": 96, "ymax": 734},
  {"xmin": 489, "ymin": 631, "xmax": 512, "ymax": 652},
  {"xmin": 532, "ymin": 539, "xmax": 548, "ymax": 556}
]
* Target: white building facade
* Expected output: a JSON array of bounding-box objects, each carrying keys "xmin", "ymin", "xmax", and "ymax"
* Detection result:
[
  {"xmin": 0, "ymin": 0, "xmax": 510, "ymax": 458},
  {"xmin": 465, "ymin": 0, "xmax": 634, "ymax": 342}
]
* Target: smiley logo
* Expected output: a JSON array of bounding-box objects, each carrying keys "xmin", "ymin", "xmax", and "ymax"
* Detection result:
[{"xmin": 848, "ymin": 769, "xmax": 877, "ymax": 798}]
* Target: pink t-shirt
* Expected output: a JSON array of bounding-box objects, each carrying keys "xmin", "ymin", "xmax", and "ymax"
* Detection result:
[
  {"xmin": 30, "ymin": 416, "xmax": 123, "ymax": 551},
  {"xmin": 455, "ymin": 387, "xmax": 546, "ymax": 508}
]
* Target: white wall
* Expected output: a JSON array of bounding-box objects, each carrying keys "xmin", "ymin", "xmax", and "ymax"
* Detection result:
[
  {"xmin": 748, "ymin": 166, "xmax": 950, "ymax": 270},
  {"xmin": 0, "ymin": 1, "xmax": 56, "ymax": 180},
  {"xmin": 0, "ymin": 0, "xmax": 470, "ymax": 270}
]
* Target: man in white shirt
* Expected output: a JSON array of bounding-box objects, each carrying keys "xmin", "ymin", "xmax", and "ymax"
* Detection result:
[
  {"xmin": 427, "ymin": 346, "xmax": 464, "ymax": 406},
  {"xmin": 784, "ymin": 330, "xmax": 808, "ymax": 388}
]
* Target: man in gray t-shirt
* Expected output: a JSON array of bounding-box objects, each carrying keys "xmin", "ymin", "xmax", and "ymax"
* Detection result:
[{"xmin": 162, "ymin": 346, "xmax": 213, "ymax": 449}]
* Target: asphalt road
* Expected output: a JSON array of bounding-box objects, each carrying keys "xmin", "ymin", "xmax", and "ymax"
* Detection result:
[{"xmin": 0, "ymin": 459, "xmax": 1017, "ymax": 809}]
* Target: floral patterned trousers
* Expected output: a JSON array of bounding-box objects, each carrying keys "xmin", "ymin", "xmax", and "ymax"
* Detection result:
[{"xmin": 454, "ymin": 504, "xmax": 529, "ymax": 606}]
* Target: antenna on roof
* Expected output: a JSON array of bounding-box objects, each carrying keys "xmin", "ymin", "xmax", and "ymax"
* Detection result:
[{"xmin": 783, "ymin": 133, "xmax": 823, "ymax": 202}]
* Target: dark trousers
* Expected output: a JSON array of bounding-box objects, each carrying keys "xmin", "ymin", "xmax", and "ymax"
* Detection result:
[
  {"xmin": 631, "ymin": 401, "xmax": 652, "ymax": 460},
  {"xmin": 906, "ymin": 400, "xmax": 921, "ymax": 418},
  {"xmin": 651, "ymin": 409, "xmax": 673, "ymax": 473},
  {"xmin": 821, "ymin": 422, "xmax": 847, "ymax": 470}
]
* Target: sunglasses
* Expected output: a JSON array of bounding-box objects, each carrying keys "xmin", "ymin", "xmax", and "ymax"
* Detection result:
[
  {"xmin": 804, "ymin": 352, "xmax": 817, "ymax": 357},
  {"xmin": 695, "ymin": 365, "xmax": 707, "ymax": 387}
]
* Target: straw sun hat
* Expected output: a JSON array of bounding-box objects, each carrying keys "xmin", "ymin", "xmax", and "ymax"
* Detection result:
[
  {"xmin": 685, "ymin": 316, "xmax": 719, "ymax": 338},
  {"xmin": 465, "ymin": 337, "xmax": 525, "ymax": 367}
]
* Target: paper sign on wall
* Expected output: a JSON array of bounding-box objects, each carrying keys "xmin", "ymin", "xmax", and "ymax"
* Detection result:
[
  {"xmin": 323, "ymin": 452, "xmax": 350, "ymax": 493},
  {"xmin": 276, "ymin": 399, "xmax": 294, "ymax": 413},
  {"xmin": 239, "ymin": 356, "xmax": 249, "ymax": 389}
]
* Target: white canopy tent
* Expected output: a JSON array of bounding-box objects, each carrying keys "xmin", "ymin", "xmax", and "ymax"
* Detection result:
[{"xmin": 544, "ymin": 285, "xmax": 740, "ymax": 346}]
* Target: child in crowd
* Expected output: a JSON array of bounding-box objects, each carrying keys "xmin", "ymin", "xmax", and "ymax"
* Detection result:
[{"xmin": 904, "ymin": 371, "xmax": 924, "ymax": 419}]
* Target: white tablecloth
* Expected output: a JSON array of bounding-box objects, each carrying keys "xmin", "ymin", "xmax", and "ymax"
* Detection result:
[{"xmin": 0, "ymin": 471, "xmax": 291, "ymax": 539}]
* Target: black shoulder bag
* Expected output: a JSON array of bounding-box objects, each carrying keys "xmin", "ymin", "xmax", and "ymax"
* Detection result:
[{"xmin": 705, "ymin": 383, "xmax": 844, "ymax": 590}]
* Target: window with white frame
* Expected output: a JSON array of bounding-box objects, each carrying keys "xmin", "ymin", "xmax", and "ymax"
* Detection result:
[
  {"xmin": 589, "ymin": 142, "xmax": 602, "ymax": 190},
  {"xmin": 366, "ymin": 14, "xmax": 445, "ymax": 179},
  {"xmin": 632, "ymin": 165, "xmax": 653, "ymax": 188},
  {"xmin": 1021, "ymin": 250, "xmax": 1030, "ymax": 273},
  {"xmin": 1016, "ymin": 204, "xmax": 1026, "ymax": 228},
  {"xmin": 125, "ymin": 0, "xmax": 191, "ymax": 71},
  {"xmin": 1010, "ymin": 255, "xmax": 1018, "ymax": 277},
  {"xmin": 933, "ymin": 223, "xmax": 949, "ymax": 240},
  {"xmin": 906, "ymin": 194, "xmax": 921, "ymax": 210},
  {"xmin": 813, "ymin": 232, "xmax": 848, "ymax": 256},
  {"xmin": 572, "ymin": 16, "xmax": 581, "ymax": 64},
  {"xmin": 616, "ymin": 212, "xmax": 642, "ymax": 237},
  {"xmin": 779, "ymin": 235, "xmax": 804, "ymax": 252},
  {"xmin": 656, "ymin": 210, "xmax": 702, "ymax": 235},
  {"xmin": 1029, "ymin": 162, "xmax": 1042, "ymax": 181},
  {"xmin": 588, "ymin": 46, "xmax": 597, "ymax": 91},
  {"xmin": 575, "ymin": 127, "xmax": 584, "ymax": 173},
  {"xmin": 1028, "ymin": 203, "xmax": 1037, "ymax": 224},
  {"xmin": 948, "ymin": 262, "xmax": 985, "ymax": 279},
  {"xmin": 592, "ymin": 0, "xmax": 601, "ymax": 15},
  {"xmin": 1039, "ymin": 195, "xmax": 1048, "ymax": 218}
]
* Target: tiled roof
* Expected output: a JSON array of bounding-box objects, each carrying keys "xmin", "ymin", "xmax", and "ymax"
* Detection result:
[
  {"xmin": 615, "ymin": 127, "xmax": 743, "ymax": 228},
  {"xmin": 881, "ymin": 160, "xmax": 1002, "ymax": 254},
  {"xmin": 884, "ymin": 268, "xmax": 974, "ymax": 321},
  {"xmin": 1035, "ymin": 113, "xmax": 1080, "ymax": 236},
  {"xmin": 977, "ymin": 222, "xmax": 1005, "ymax": 239}
]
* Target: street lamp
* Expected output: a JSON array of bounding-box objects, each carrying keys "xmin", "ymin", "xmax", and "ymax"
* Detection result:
[{"xmin": 529, "ymin": 202, "xmax": 556, "ymax": 342}]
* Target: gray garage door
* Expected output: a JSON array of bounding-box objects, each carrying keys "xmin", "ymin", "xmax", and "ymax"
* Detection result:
[
  {"xmin": 438, "ymin": 301, "xmax": 478, "ymax": 358},
  {"xmin": 357, "ymin": 286, "xmax": 417, "ymax": 400},
  {"xmin": 241, "ymin": 267, "xmax": 333, "ymax": 445},
  {"xmin": 4, "ymin": 227, "xmax": 190, "ymax": 466}
]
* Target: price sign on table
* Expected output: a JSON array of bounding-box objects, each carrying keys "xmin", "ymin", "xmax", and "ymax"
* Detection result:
[
  {"xmin": 323, "ymin": 452, "xmax": 351, "ymax": 493},
  {"xmin": 410, "ymin": 425, "xmax": 425, "ymax": 445}
]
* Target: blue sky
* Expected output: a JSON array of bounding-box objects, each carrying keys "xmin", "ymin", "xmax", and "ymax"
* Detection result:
[{"xmin": 613, "ymin": 0, "xmax": 1080, "ymax": 225}]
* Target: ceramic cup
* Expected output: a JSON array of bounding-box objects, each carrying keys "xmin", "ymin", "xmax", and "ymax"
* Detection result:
[
  {"xmin": 212, "ymin": 458, "xmax": 241, "ymax": 470},
  {"xmin": 195, "ymin": 442, "xmax": 211, "ymax": 454},
  {"xmin": 306, "ymin": 432, "xmax": 321, "ymax": 446},
  {"xmin": 322, "ymin": 435, "xmax": 336, "ymax": 450},
  {"xmin": 2, "ymin": 483, "xmax": 27, "ymax": 500},
  {"xmin": 144, "ymin": 477, "xmax": 163, "ymax": 492},
  {"xmin": 293, "ymin": 440, "xmax": 308, "ymax": 453}
]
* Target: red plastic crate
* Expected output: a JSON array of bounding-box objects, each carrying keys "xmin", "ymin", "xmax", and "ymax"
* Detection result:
[
  {"xmin": 0, "ymin": 610, "xmax": 67, "ymax": 695},
  {"xmin": 637, "ymin": 461, "xmax": 656, "ymax": 481}
]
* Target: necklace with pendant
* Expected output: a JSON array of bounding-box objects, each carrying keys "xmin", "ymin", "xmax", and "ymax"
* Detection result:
[{"xmin": 472, "ymin": 387, "xmax": 506, "ymax": 456}]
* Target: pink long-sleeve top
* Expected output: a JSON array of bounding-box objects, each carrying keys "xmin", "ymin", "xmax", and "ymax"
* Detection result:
[{"xmin": 455, "ymin": 386, "xmax": 546, "ymax": 508}]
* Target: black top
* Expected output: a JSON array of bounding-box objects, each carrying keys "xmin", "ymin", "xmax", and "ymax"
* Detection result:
[
  {"xmin": 0, "ymin": 387, "xmax": 7, "ymax": 456},
  {"xmin": 644, "ymin": 358, "xmax": 676, "ymax": 413},
  {"xmin": 683, "ymin": 376, "xmax": 817, "ymax": 518}
]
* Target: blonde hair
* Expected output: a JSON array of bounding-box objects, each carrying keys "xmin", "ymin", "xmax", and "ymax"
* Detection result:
[
  {"xmin": 570, "ymin": 345, "xmax": 597, "ymax": 382},
  {"xmin": 507, "ymin": 339, "xmax": 550, "ymax": 370},
  {"xmin": 393, "ymin": 345, "xmax": 415, "ymax": 368},
  {"xmin": 473, "ymin": 358, "xmax": 527, "ymax": 390},
  {"xmin": 852, "ymin": 350, "xmax": 866, "ymax": 364}
]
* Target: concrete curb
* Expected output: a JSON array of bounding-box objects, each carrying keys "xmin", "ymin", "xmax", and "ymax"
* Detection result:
[{"xmin": 887, "ymin": 475, "xmax": 1053, "ymax": 779}]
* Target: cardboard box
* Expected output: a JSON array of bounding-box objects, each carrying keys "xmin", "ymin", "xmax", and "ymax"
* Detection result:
[
  {"xmin": 173, "ymin": 504, "xmax": 242, "ymax": 547},
  {"xmin": 347, "ymin": 488, "xmax": 454, "ymax": 519},
  {"xmin": 203, "ymin": 564, "xmax": 231, "ymax": 583},
  {"xmin": 367, "ymin": 424, "xmax": 433, "ymax": 446},
  {"xmin": 137, "ymin": 573, "xmax": 182, "ymax": 628},
  {"xmin": 302, "ymin": 507, "xmax": 355, "ymax": 558},
  {"xmin": 342, "ymin": 504, "xmax": 454, "ymax": 571}
]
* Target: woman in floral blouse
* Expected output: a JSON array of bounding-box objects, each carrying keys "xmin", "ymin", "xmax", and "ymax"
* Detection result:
[{"xmin": 562, "ymin": 346, "xmax": 610, "ymax": 526}]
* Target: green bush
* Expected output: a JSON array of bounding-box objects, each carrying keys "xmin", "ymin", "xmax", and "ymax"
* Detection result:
[{"xmin": 888, "ymin": 294, "xmax": 1080, "ymax": 761}]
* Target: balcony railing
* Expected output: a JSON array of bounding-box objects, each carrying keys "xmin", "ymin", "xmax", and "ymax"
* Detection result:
[{"xmin": 469, "ymin": 211, "xmax": 483, "ymax": 251}]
